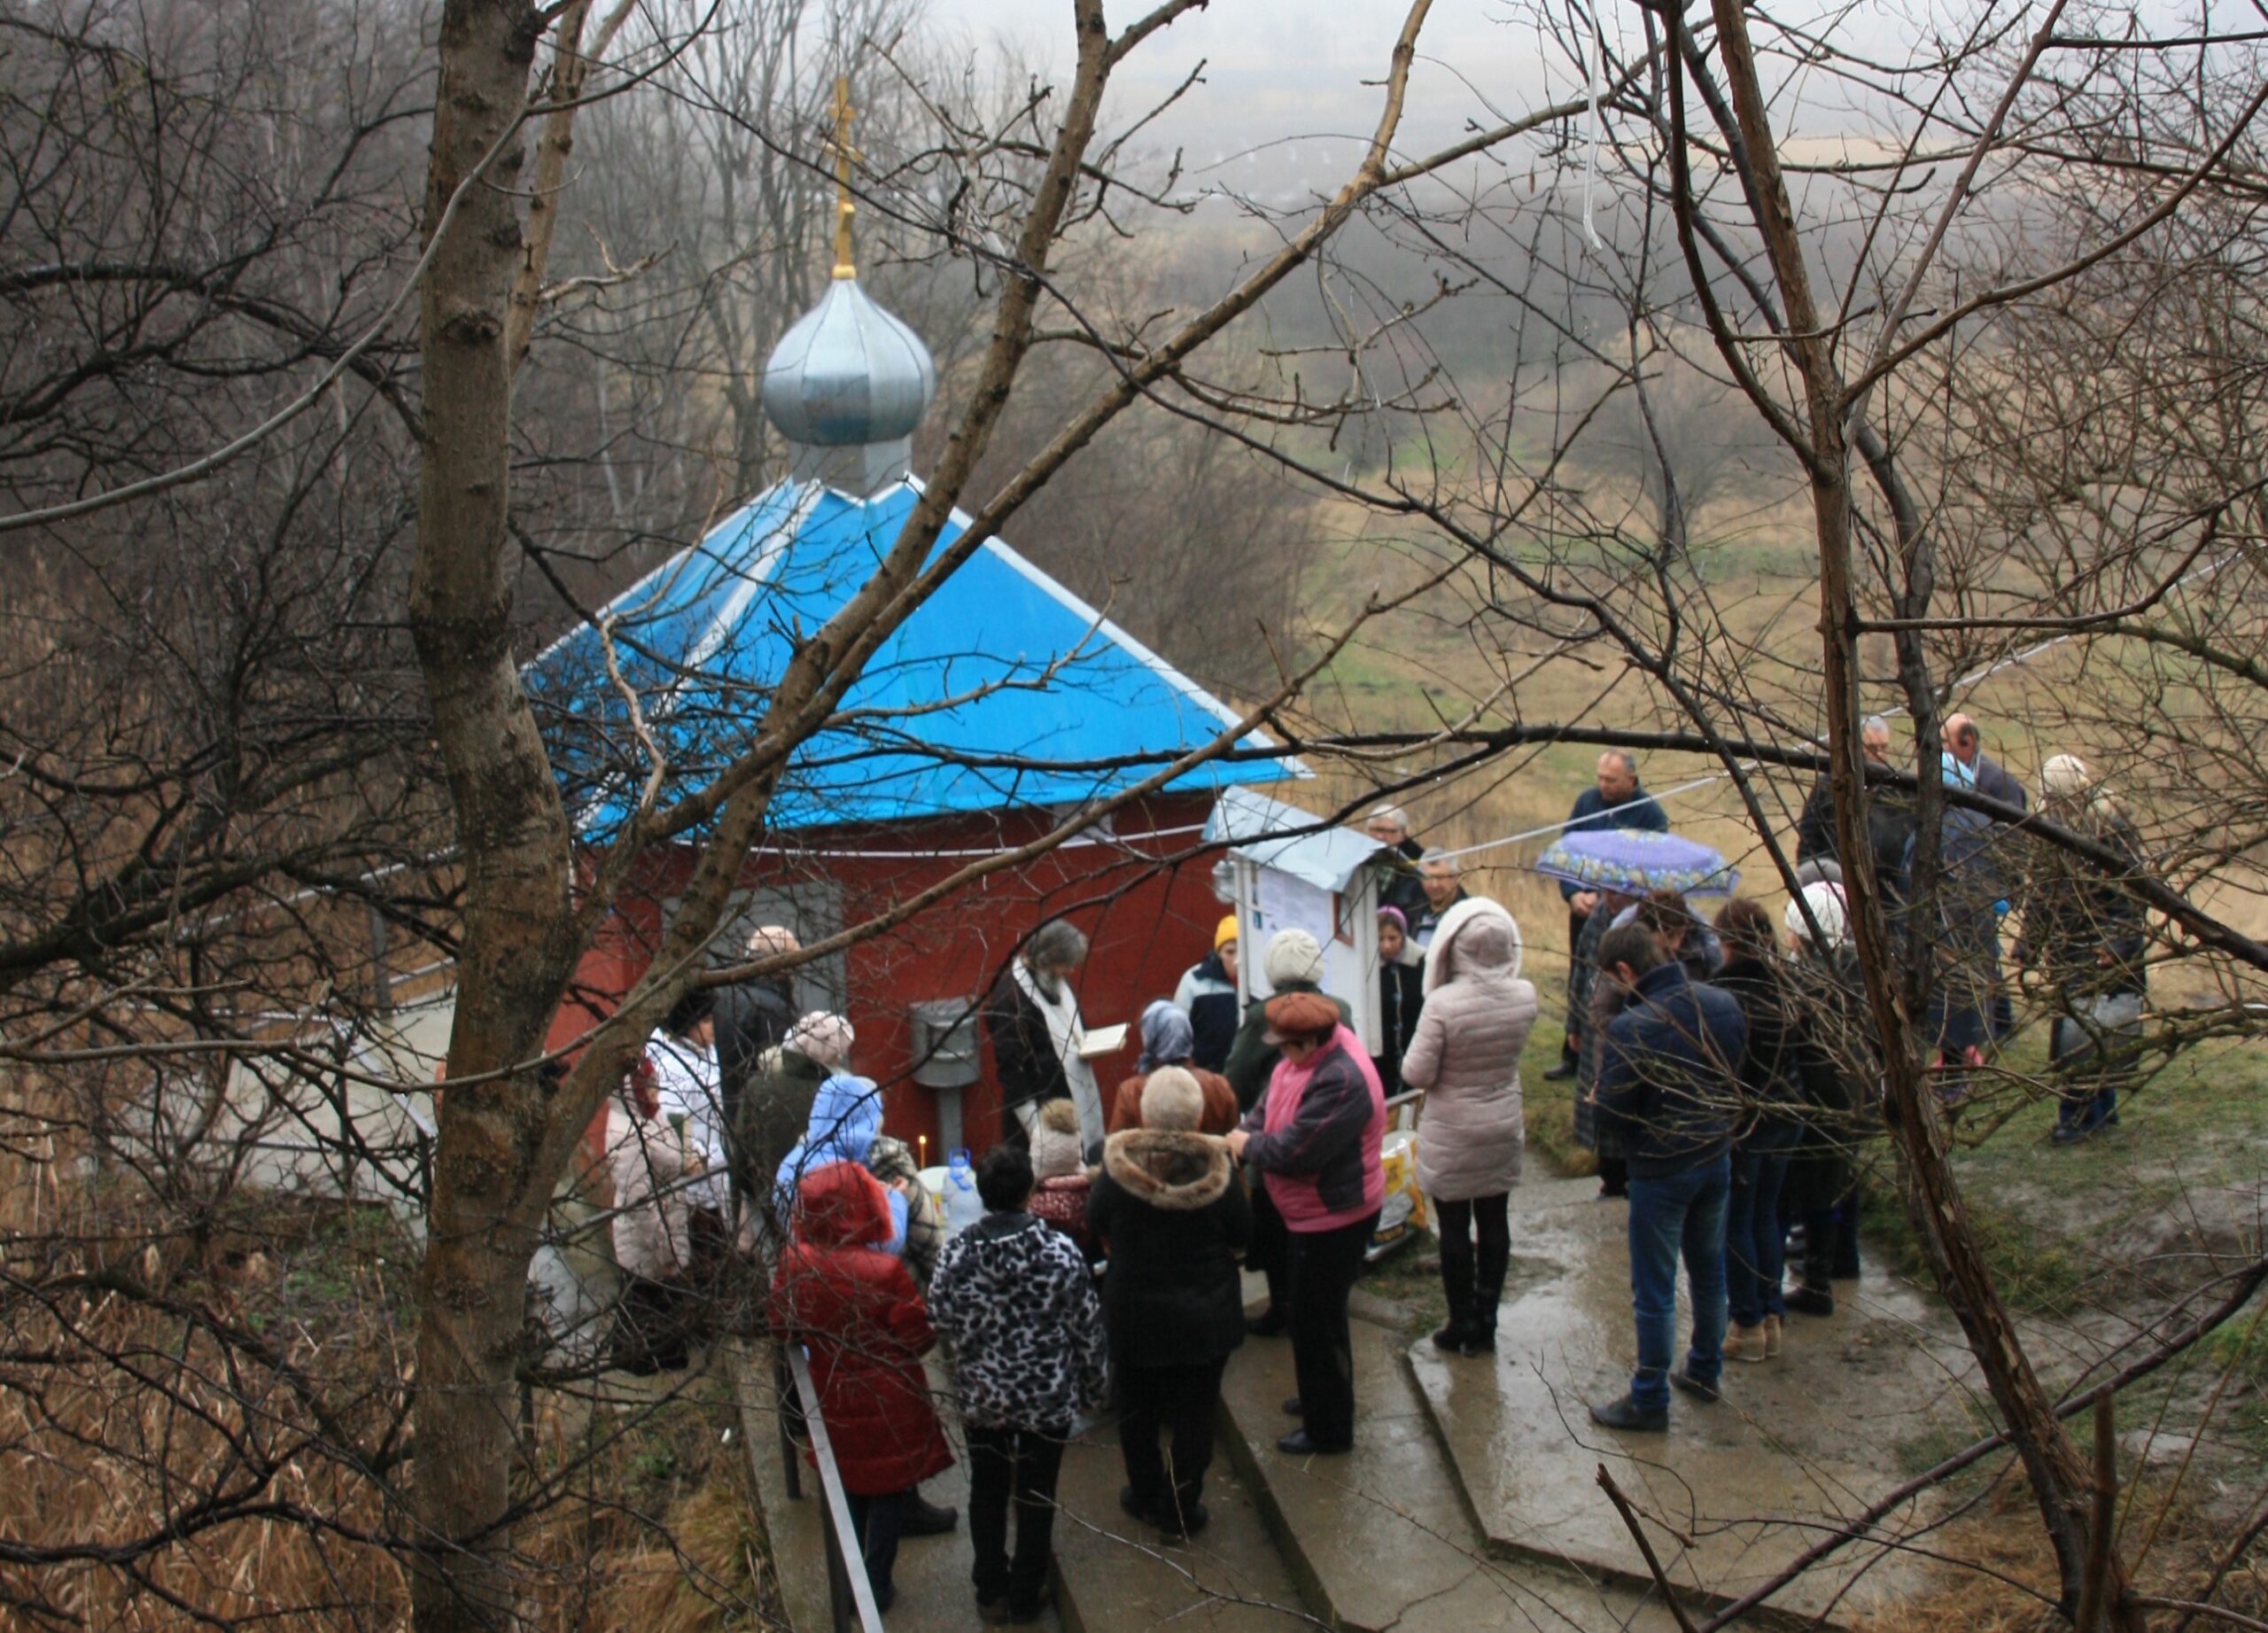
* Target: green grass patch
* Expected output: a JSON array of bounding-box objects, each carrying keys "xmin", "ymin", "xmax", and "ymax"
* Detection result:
[
  {"xmin": 1858, "ymin": 1178, "xmax": 2088, "ymax": 1315},
  {"xmin": 1520, "ymin": 1018, "xmax": 1596, "ymax": 1178},
  {"xmin": 1857, "ymin": 1034, "xmax": 2268, "ymax": 1317}
]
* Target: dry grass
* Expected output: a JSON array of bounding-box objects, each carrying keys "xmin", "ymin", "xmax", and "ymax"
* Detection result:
[
  {"xmin": 0, "ymin": 1065, "xmax": 768, "ymax": 1631},
  {"xmin": 0, "ymin": 1076, "xmax": 406, "ymax": 1626},
  {"xmin": 598, "ymin": 1476, "xmax": 774, "ymax": 1633},
  {"xmin": 1852, "ymin": 1464, "xmax": 2268, "ymax": 1633}
]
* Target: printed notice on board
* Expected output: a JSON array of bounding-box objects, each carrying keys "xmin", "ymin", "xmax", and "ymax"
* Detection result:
[{"xmin": 1261, "ymin": 871, "xmax": 1338, "ymax": 953}]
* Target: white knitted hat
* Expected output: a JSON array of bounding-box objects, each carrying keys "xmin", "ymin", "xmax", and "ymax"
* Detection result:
[
  {"xmin": 785, "ymin": 1011, "xmax": 854, "ymax": 1069},
  {"xmin": 1262, "ymin": 928, "xmax": 1324, "ymax": 989},
  {"xmin": 1783, "ymin": 881, "xmax": 1850, "ymax": 948}
]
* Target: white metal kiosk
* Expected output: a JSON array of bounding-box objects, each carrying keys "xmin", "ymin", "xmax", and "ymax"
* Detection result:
[{"xmin": 1206, "ymin": 787, "xmax": 1385, "ymax": 1054}]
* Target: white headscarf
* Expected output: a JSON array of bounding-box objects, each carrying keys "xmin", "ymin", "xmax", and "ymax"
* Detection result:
[{"xmin": 1783, "ymin": 880, "xmax": 1850, "ymax": 949}]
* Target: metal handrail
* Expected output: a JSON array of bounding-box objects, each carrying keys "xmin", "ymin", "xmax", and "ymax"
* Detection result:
[{"xmin": 784, "ymin": 1341, "xmax": 888, "ymax": 1633}]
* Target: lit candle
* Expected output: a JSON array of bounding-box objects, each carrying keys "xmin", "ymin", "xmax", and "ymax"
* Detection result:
[{"xmin": 919, "ymin": 1133, "xmax": 928, "ymax": 1168}]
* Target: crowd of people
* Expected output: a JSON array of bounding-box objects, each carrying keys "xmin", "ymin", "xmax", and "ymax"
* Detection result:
[
  {"xmin": 592, "ymin": 719, "xmax": 2152, "ymax": 1613},
  {"xmin": 1544, "ymin": 725, "xmax": 2153, "ymax": 1424}
]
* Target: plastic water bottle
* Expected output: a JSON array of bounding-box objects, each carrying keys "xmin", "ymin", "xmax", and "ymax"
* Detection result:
[{"xmin": 944, "ymin": 1147, "xmax": 982, "ymax": 1233}]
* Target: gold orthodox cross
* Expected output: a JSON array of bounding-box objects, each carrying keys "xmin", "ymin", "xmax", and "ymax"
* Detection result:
[{"xmin": 827, "ymin": 75, "xmax": 858, "ymax": 280}]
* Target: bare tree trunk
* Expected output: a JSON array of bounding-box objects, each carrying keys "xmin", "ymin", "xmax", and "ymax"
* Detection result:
[
  {"xmin": 408, "ymin": 3, "xmax": 586, "ymax": 1628},
  {"xmin": 1694, "ymin": 0, "xmax": 2136, "ymax": 1622}
]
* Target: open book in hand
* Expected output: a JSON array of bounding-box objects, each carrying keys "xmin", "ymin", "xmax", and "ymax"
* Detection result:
[{"xmin": 1075, "ymin": 1023, "xmax": 1128, "ymax": 1061}]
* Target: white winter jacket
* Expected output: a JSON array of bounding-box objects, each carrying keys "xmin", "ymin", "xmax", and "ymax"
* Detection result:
[{"xmin": 648, "ymin": 1030, "xmax": 729, "ymax": 1213}]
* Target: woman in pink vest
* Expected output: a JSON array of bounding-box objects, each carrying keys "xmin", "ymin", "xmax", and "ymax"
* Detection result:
[{"xmin": 1226, "ymin": 991, "xmax": 1386, "ymax": 1455}]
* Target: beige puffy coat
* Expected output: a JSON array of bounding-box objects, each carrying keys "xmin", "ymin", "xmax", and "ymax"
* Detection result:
[
  {"xmin": 1401, "ymin": 898, "xmax": 1538, "ymax": 1201},
  {"xmin": 607, "ymin": 1103, "xmax": 698, "ymax": 1282}
]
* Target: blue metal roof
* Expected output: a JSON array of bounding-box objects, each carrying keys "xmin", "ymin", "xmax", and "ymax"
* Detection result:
[{"xmin": 526, "ymin": 477, "xmax": 1297, "ymax": 837}]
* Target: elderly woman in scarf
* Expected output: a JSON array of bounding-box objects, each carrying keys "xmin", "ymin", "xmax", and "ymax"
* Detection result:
[
  {"xmin": 1373, "ymin": 905, "xmax": 1426, "ymax": 1095},
  {"xmin": 1110, "ymin": 999, "xmax": 1239, "ymax": 1135}
]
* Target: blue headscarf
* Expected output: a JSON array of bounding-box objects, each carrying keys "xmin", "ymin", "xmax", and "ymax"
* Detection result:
[
  {"xmin": 774, "ymin": 1072, "xmax": 906, "ymax": 1253},
  {"xmin": 1136, "ymin": 999, "xmax": 1195, "ymax": 1073}
]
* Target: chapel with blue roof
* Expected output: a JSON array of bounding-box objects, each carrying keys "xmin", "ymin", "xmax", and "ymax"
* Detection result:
[{"xmin": 529, "ymin": 117, "xmax": 1293, "ymax": 1153}]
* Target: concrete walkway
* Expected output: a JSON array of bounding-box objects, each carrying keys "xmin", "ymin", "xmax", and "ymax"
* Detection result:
[
  {"xmin": 740, "ymin": 1341, "xmax": 1305, "ymax": 1633},
  {"xmin": 1410, "ymin": 1170, "xmax": 1977, "ymax": 1627},
  {"xmin": 740, "ymin": 1170, "xmax": 1981, "ymax": 1633},
  {"xmin": 1221, "ymin": 1312, "xmax": 1686, "ymax": 1633}
]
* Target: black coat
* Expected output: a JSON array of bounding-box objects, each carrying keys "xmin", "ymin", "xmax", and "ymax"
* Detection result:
[
  {"xmin": 1177, "ymin": 950, "xmax": 1241, "ymax": 1074},
  {"xmin": 2017, "ymin": 805, "xmax": 2148, "ymax": 1000},
  {"xmin": 1798, "ymin": 776, "xmax": 1915, "ymax": 903},
  {"xmin": 1596, "ymin": 962, "xmax": 1747, "ymax": 1179},
  {"xmin": 1781, "ymin": 945, "xmax": 1869, "ymax": 1214},
  {"xmin": 1374, "ymin": 957, "xmax": 1425, "ymax": 1095},
  {"xmin": 983, "ymin": 962, "xmax": 1071, "ymax": 1119},
  {"xmin": 714, "ymin": 977, "xmax": 796, "ymax": 1184},
  {"xmin": 1796, "ymin": 777, "xmax": 1839, "ymax": 866},
  {"xmin": 1713, "ymin": 954, "xmax": 1803, "ymax": 1143},
  {"xmin": 1221, "ymin": 982, "xmax": 1352, "ymax": 1113},
  {"xmin": 738, "ymin": 1045, "xmax": 829, "ymax": 1217},
  {"xmin": 1088, "ymin": 1130, "xmax": 1252, "ymax": 1369},
  {"xmin": 1375, "ymin": 838, "xmax": 1430, "ymax": 923}
]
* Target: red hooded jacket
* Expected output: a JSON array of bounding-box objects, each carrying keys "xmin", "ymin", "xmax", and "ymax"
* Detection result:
[{"xmin": 771, "ymin": 1160, "xmax": 953, "ymax": 1495}]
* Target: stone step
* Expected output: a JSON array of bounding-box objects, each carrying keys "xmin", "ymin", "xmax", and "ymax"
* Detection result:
[
  {"xmin": 1403, "ymin": 1173, "xmax": 1977, "ymax": 1629},
  {"xmin": 1218, "ymin": 1316, "xmax": 1687, "ymax": 1633},
  {"xmin": 735, "ymin": 1342, "xmax": 1070, "ymax": 1633},
  {"xmin": 738, "ymin": 1341, "xmax": 1309, "ymax": 1633},
  {"xmin": 1052, "ymin": 1417, "xmax": 1312, "ymax": 1633}
]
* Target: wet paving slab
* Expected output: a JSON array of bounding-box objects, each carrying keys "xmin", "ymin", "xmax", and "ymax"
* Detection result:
[
  {"xmin": 1406, "ymin": 1173, "xmax": 1980, "ymax": 1629},
  {"xmin": 1219, "ymin": 1312, "xmax": 1689, "ymax": 1632}
]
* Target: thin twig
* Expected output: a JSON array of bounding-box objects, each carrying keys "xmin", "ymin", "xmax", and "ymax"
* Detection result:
[
  {"xmin": 1596, "ymin": 1465, "xmax": 1703, "ymax": 1633},
  {"xmin": 2076, "ymin": 1394, "xmax": 2118, "ymax": 1631}
]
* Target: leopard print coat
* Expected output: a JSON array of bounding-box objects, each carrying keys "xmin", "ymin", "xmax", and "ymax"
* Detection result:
[{"xmin": 928, "ymin": 1210, "xmax": 1108, "ymax": 1432}]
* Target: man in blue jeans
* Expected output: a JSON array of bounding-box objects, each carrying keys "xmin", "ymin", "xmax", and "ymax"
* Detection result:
[{"xmin": 1586, "ymin": 923, "xmax": 1746, "ymax": 1432}]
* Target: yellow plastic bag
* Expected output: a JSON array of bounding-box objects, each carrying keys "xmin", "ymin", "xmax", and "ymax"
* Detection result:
[{"xmin": 1368, "ymin": 1130, "xmax": 1428, "ymax": 1257}]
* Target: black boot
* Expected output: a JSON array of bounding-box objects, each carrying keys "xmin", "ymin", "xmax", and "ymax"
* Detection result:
[
  {"xmin": 902, "ymin": 1486, "xmax": 959, "ymax": 1535},
  {"xmin": 1433, "ymin": 1244, "xmax": 1476, "ymax": 1353},
  {"xmin": 1432, "ymin": 1301, "xmax": 1473, "ymax": 1353},
  {"xmin": 1829, "ymin": 1201, "xmax": 1861, "ymax": 1281},
  {"xmin": 1470, "ymin": 1258, "xmax": 1506, "ymax": 1354},
  {"xmin": 1802, "ymin": 1208, "xmax": 1840, "ymax": 1295},
  {"xmin": 1785, "ymin": 1284, "xmax": 1836, "ymax": 1317},
  {"xmin": 1463, "ymin": 1304, "xmax": 1498, "ymax": 1354}
]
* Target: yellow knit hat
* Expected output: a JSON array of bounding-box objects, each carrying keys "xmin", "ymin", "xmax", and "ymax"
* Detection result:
[{"xmin": 1215, "ymin": 914, "xmax": 1239, "ymax": 951}]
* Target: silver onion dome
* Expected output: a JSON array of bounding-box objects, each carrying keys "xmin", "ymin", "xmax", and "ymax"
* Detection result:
[{"xmin": 760, "ymin": 278, "xmax": 937, "ymax": 448}]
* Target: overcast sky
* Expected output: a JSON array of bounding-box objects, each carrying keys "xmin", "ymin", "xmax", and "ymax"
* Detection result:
[
  {"xmin": 908, "ymin": 0, "xmax": 1949, "ymax": 206},
  {"xmin": 932, "ymin": 0, "xmax": 1590, "ymax": 165}
]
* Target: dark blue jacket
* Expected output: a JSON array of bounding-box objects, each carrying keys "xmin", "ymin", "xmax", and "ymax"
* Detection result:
[
  {"xmin": 1177, "ymin": 951, "xmax": 1241, "ymax": 1073},
  {"xmin": 1558, "ymin": 785, "xmax": 1671, "ymax": 899},
  {"xmin": 1596, "ymin": 962, "xmax": 1746, "ymax": 1178}
]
